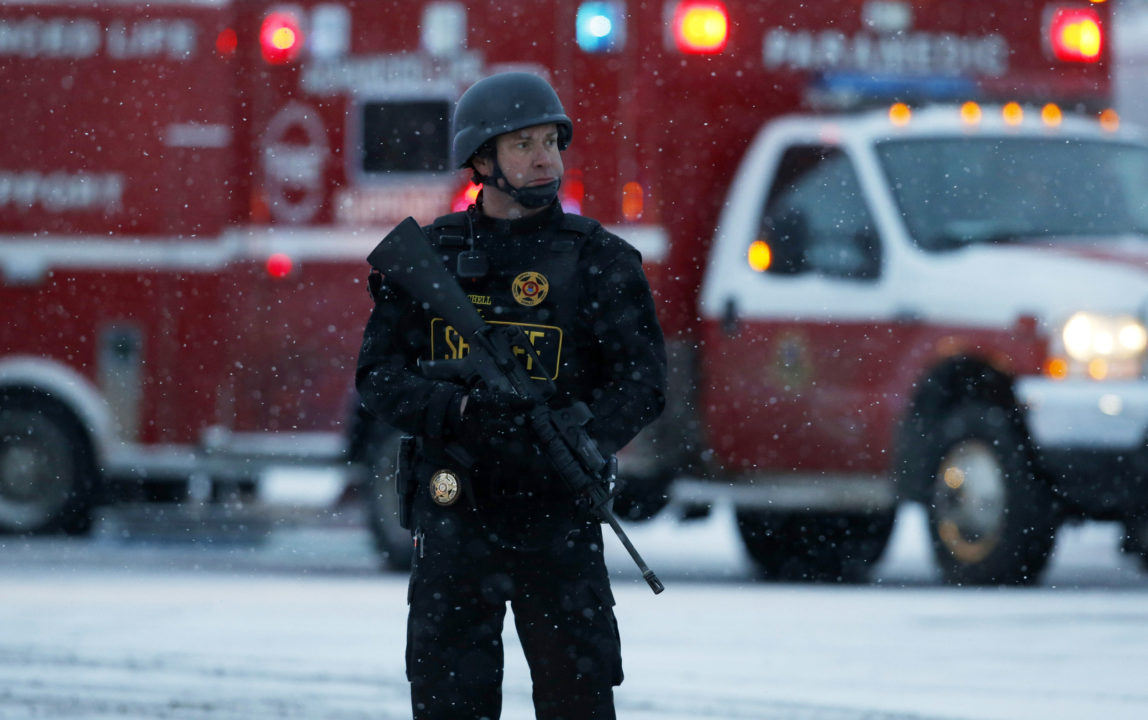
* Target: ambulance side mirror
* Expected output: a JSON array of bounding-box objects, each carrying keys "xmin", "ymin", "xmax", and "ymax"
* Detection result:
[{"xmin": 764, "ymin": 210, "xmax": 808, "ymax": 275}]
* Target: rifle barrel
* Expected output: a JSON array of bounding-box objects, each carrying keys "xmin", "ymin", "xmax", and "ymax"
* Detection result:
[{"xmin": 602, "ymin": 512, "xmax": 664, "ymax": 594}]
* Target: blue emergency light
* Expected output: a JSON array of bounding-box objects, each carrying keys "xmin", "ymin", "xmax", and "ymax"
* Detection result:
[
  {"xmin": 813, "ymin": 72, "xmax": 977, "ymax": 104},
  {"xmin": 577, "ymin": 2, "xmax": 625, "ymax": 53}
]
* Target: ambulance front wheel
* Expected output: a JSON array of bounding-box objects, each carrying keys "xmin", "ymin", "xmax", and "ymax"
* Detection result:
[
  {"xmin": 1121, "ymin": 517, "xmax": 1148, "ymax": 572},
  {"xmin": 923, "ymin": 400, "xmax": 1058, "ymax": 585},
  {"xmin": 735, "ymin": 509, "xmax": 895, "ymax": 582},
  {"xmin": 363, "ymin": 427, "xmax": 413, "ymax": 571},
  {"xmin": 0, "ymin": 392, "xmax": 96, "ymax": 536}
]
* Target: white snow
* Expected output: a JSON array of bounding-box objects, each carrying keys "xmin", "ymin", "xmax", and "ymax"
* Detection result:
[{"xmin": 0, "ymin": 503, "xmax": 1145, "ymax": 719}]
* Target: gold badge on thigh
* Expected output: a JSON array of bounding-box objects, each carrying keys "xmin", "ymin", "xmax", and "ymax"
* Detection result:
[{"xmin": 429, "ymin": 469, "xmax": 460, "ymax": 506}]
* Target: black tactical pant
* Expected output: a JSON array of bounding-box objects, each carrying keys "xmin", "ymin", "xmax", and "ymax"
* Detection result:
[{"xmin": 405, "ymin": 490, "xmax": 622, "ymax": 720}]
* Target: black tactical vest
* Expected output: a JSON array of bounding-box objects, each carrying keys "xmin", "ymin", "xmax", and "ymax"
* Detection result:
[
  {"xmin": 425, "ymin": 210, "xmax": 602, "ymax": 405},
  {"xmin": 413, "ymin": 208, "xmax": 606, "ymax": 494}
]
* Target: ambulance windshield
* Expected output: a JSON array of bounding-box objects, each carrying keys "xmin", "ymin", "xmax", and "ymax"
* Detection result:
[{"xmin": 877, "ymin": 138, "xmax": 1148, "ymax": 251}]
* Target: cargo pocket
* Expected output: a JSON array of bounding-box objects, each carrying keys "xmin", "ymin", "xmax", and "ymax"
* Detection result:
[{"xmin": 587, "ymin": 579, "xmax": 624, "ymax": 687}]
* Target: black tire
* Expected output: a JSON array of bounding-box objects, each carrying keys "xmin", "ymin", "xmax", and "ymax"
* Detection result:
[
  {"xmin": 0, "ymin": 394, "xmax": 95, "ymax": 535},
  {"xmin": 923, "ymin": 400, "xmax": 1057, "ymax": 585},
  {"xmin": 1120, "ymin": 517, "xmax": 1148, "ymax": 572},
  {"xmin": 736, "ymin": 509, "xmax": 895, "ymax": 582},
  {"xmin": 362, "ymin": 428, "xmax": 413, "ymax": 571}
]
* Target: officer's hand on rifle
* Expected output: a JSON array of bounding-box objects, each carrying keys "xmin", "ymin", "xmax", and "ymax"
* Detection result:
[{"xmin": 448, "ymin": 386, "xmax": 536, "ymax": 451}]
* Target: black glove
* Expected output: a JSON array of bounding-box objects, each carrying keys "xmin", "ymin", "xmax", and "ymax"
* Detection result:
[{"xmin": 448, "ymin": 386, "xmax": 535, "ymax": 451}]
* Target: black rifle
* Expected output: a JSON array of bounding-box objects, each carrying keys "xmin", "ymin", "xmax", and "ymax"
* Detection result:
[{"xmin": 369, "ymin": 217, "xmax": 664, "ymax": 594}]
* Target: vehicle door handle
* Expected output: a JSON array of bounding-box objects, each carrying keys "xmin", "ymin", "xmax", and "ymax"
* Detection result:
[
  {"xmin": 722, "ymin": 297, "xmax": 740, "ymax": 334},
  {"xmin": 894, "ymin": 307, "xmax": 921, "ymax": 324}
]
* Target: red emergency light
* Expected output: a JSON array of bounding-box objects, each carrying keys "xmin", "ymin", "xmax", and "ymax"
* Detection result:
[
  {"xmin": 215, "ymin": 27, "xmax": 238, "ymax": 57},
  {"xmin": 453, "ymin": 172, "xmax": 586, "ymax": 213},
  {"xmin": 1047, "ymin": 7, "xmax": 1102, "ymax": 63},
  {"xmin": 266, "ymin": 253, "xmax": 294, "ymax": 278},
  {"xmin": 451, "ymin": 181, "xmax": 482, "ymax": 212},
  {"xmin": 562, "ymin": 170, "xmax": 585, "ymax": 214},
  {"xmin": 672, "ymin": 1, "xmax": 728, "ymax": 54},
  {"xmin": 261, "ymin": 11, "xmax": 304, "ymax": 64}
]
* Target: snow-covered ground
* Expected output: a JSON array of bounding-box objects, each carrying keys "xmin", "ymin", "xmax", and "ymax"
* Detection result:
[
  {"xmin": 0, "ymin": 503, "xmax": 1145, "ymax": 719},
  {"xmin": 602, "ymin": 503, "xmax": 1148, "ymax": 719}
]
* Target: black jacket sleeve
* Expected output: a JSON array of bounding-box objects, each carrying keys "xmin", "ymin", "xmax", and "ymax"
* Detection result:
[
  {"xmin": 355, "ymin": 280, "xmax": 462, "ymax": 440},
  {"xmin": 581, "ymin": 235, "xmax": 668, "ymax": 456}
]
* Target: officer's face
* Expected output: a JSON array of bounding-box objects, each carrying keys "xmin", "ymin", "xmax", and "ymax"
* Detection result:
[{"xmin": 478, "ymin": 123, "xmax": 564, "ymax": 191}]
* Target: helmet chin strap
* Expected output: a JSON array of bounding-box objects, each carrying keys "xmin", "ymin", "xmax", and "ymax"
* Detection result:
[{"xmin": 477, "ymin": 158, "xmax": 561, "ymax": 210}]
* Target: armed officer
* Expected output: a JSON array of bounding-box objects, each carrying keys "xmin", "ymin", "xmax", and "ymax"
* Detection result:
[{"xmin": 355, "ymin": 72, "xmax": 667, "ymax": 719}]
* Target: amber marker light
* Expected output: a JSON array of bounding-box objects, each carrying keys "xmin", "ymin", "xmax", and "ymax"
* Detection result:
[
  {"xmin": 1003, "ymin": 102, "xmax": 1024, "ymax": 126},
  {"xmin": 1088, "ymin": 358, "xmax": 1110, "ymax": 380},
  {"xmin": 960, "ymin": 101, "xmax": 982, "ymax": 125},
  {"xmin": 1045, "ymin": 356, "xmax": 1070, "ymax": 380},
  {"xmin": 622, "ymin": 181, "xmax": 644, "ymax": 221},
  {"xmin": 1100, "ymin": 108, "xmax": 1120, "ymax": 132},
  {"xmin": 1041, "ymin": 103, "xmax": 1063, "ymax": 127},
  {"xmin": 889, "ymin": 102, "xmax": 911, "ymax": 126},
  {"xmin": 747, "ymin": 240, "xmax": 772, "ymax": 272}
]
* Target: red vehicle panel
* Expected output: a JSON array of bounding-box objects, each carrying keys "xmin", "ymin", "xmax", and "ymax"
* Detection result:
[{"xmin": 2, "ymin": 1, "xmax": 1129, "ymax": 586}]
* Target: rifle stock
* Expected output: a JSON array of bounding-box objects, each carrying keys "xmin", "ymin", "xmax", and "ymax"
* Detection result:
[
  {"xmin": 369, "ymin": 217, "xmax": 485, "ymax": 337},
  {"xmin": 368, "ymin": 217, "xmax": 664, "ymax": 594}
]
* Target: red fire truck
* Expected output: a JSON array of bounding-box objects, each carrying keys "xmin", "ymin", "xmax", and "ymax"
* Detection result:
[{"xmin": 3, "ymin": 0, "xmax": 1142, "ymax": 584}]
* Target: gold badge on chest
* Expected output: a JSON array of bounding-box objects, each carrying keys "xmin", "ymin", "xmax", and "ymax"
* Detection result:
[
  {"xmin": 429, "ymin": 469, "xmax": 461, "ymax": 506},
  {"xmin": 512, "ymin": 271, "xmax": 549, "ymax": 307}
]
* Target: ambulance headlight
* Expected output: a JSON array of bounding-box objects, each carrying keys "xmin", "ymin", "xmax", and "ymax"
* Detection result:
[
  {"xmin": 1062, "ymin": 312, "xmax": 1147, "ymax": 360},
  {"xmin": 1051, "ymin": 312, "xmax": 1147, "ymax": 381}
]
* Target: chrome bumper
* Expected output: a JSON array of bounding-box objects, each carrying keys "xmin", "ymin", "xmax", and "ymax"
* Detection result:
[{"xmin": 1015, "ymin": 378, "xmax": 1148, "ymax": 450}]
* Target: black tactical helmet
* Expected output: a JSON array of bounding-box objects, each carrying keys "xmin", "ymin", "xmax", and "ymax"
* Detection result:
[{"xmin": 451, "ymin": 72, "xmax": 573, "ymax": 169}]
